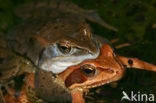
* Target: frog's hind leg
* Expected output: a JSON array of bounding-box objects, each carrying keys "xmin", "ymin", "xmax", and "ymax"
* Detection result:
[
  {"xmin": 118, "ymin": 56, "xmax": 156, "ymax": 72},
  {"xmin": 14, "ymin": 0, "xmax": 118, "ymax": 32},
  {"xmin": 82, "ymin": 10, "xmax": 118, "ymax": 32}
]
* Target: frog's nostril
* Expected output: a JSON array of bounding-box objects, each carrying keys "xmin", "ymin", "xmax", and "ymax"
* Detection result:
[
  {"xmin": 128, "ymin": 59, "xmax": 133, "ymax": 65},
  {"xmin": 14, "ymin": 92, "xmax": 21, "ymax": 98}
]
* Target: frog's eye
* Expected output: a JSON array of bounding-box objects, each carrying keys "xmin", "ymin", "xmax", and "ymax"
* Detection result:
[
  {"xmin": 81, "ymin": 64, "xmax": 96, "ymax": 77},
  {"xmin": 57, "ymin": 43, "xmax": 71, "ymax": 54}
]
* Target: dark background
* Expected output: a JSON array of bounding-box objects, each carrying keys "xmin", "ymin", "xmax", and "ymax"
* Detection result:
[{"xmin": 0, "ymin": 0, "xmax": 156, "ymax": 102}]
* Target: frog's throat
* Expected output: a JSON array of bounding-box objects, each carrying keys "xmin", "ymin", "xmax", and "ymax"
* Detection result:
[{"xmin": 40, "ymin": 52, "xmax": 99, "ymax": 74}]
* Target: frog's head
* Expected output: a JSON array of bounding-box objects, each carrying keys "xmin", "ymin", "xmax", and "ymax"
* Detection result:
[
  {"xmin": 37, "ymin": 21, "xmax": 100, "ymax": 74},
  {"xmin": 59, "ymin": 44, "xmax": 124, "ymax": 91}
]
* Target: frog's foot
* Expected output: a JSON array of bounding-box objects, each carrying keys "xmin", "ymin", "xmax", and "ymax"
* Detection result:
[
  {"xmin": 3, "ymin": 85, "xmax": 29, "ymax": 103},
  {"xmin": 1, "ymin": 84, "xmax": 17, "ymax": 103},
  {"xmin": 5, "ymin": 84, "xmax": 16, "ymax": 97},
  {"xmin": 0, "ymin": 89, "xmax": 6, "ymax": 103},
  {"xmin": 118, "ymin": 56, "xmax": 156, "ymax": 72},
  {"xmin": 81, "ymin": 10, "xmax": 118, "ymax": 32}
]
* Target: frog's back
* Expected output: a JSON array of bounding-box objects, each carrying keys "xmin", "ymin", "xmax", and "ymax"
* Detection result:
[{"xmin": 6, "ymin": 10, "xmax": 86, "ymax": 63}]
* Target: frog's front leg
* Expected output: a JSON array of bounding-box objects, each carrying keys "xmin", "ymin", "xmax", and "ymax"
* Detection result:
[
  {"xmin": 118, "ymin": 56, "xmax": 156, "ymax": 72},
  {"xmin": 71, "ymin": 90, "xmax": 85, "ymax": 103},
  {"xmin": 34, "ymin": 69, "xmax": 72, "ymax": 103}
]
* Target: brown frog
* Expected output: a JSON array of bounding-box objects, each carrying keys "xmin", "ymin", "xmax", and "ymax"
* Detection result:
[
  {"xmin": 59, "ymin": 44, "xmax": 156, "ymax": 103},
  {"xmin": 5, "ymin": 0, "xmax": 118, "ymax": 75},
  {"xmin": 6, "ymin": 13, "xmax": 101, "ymax": 74}
]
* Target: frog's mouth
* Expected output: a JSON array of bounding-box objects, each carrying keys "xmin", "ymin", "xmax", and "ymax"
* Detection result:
[{"xmin": 39, "ymin": 53, "xmax": 99, "ymax": 74}]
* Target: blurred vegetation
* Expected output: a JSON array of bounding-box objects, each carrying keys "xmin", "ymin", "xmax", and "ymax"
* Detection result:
[{"xmin": 0, "ymin": 0, "xmax": 156, "ymax": 103}]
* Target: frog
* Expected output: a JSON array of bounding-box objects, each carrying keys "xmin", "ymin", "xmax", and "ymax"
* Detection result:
[
  {"xmin": 4, "ymin": 0, "xmax": 120, "ymax": 75},
  {"xmin": 58, "ymin": 44, "xmax": 156, "ymax": 103},
  {"xmin": 0, "ymin": 0, "xmax": 117, "ymax": 102},
  {"xmin": 4, "ymin": 43, "xmax": 156, "ymax": 103}
]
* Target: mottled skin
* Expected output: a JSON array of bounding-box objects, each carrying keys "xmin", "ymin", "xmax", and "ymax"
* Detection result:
[{"xmin": 0, "ymin": 33, "xmax": 35, "ymax": 84}]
